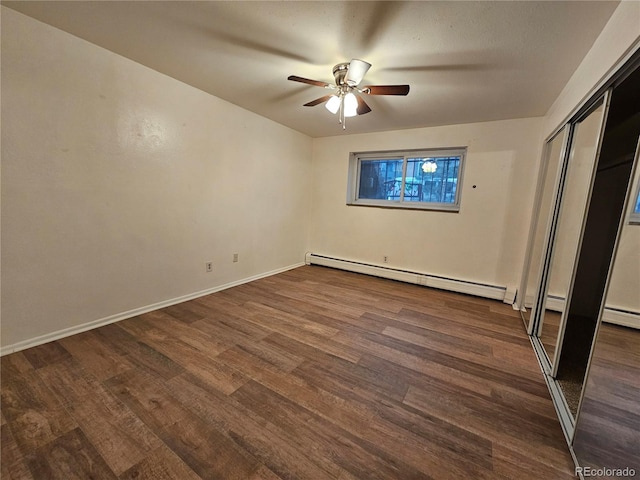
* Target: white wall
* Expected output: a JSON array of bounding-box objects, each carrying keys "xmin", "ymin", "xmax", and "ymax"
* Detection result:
[
  {"xmin": 3, "ymin": 1, "xmax": 637, "ymax": 352},
  {"xmin": 607, "ymin": 225, "xmax": 640, "ymax": 313},
  {"xmin": 309, "ymin": 117, "xmax": 544, "ymax": 294},
  {"xmin": 547, "ymin": 103, "xmax": 604, "ymax": 300},
  {"xmin": 607, "ymin": 167, "xmax": 640, "ymax": 314},
  {"xmin": 306, "ymin": 5, "xmax": 638, "ymax": 303},
  {"xmin": 0, "ymin": 8, "xmax": 312, "ymax": 350},
  {"xmin": 539, "ymin": 0, "xmax": 640, "ymax": 314},
  {"xmin": 542, "ymin": 1, "xmax": 640, "ymax": 138}
]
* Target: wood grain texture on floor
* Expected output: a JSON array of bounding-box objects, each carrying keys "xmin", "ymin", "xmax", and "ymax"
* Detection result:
[
  {"xmin": 1, "ymin": 266, "xmax": 576, "ymax": 479},
  {"xmin": 572, "ymin": 323, "xmax": 640, "ymax": 476}
]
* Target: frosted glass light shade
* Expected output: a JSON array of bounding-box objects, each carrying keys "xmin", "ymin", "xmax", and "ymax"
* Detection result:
[
  {"xmin": 325, "ymin": 95, "xmax": 340, "ymax": 114},
  {"xmin": 343, "ymin": 93, "xmax": 358, "ymax": 117}
]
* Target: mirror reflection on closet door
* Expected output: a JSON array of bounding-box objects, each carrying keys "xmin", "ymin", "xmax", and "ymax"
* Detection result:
[
  {"xmin": 573, "ymin": 320, "xmax": 640, "ymax": 476},
  {"xmin": 572, "ymin": 157, "xmax": 640, "ymax": 476},
  {"xmin": 537, "ymin": 97, "xmax": 608, "ymax": 367},
  {"xmin": 521, "ymin": 127, "xmax": 568, "ymax": 333}
]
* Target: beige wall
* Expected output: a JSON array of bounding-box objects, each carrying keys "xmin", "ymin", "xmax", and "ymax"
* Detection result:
[
  {"xmin": 607, "ymin": 226, "xmax": 640, "ymax": 312},
  {"xmin": 539, "ymin": 1, "xmax": 640, "ymax": 313},
  {"xmin": 606, "ymin": 175, "xmax": 640, "ymax": 313},
  {"xmin": 546, "ymin": 103, "xmax": 604, "ymax": 300},
  {"xmin": 309, "ymin": 117, "xmax": 544, "ymax": 293},
  {"xmin": 3, "ymin": 2, "xmax": 638, "ymax": 351},
  {"xmin": 543, "ymin": 1, "xmax": 640, "ymax": 138},
  {"xmin": 1, "ymin": 8, "xmax": 312, "ymax": 349}
]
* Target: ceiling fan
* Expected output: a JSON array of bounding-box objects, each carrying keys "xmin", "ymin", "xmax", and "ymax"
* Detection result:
[{"xmin": 288, "ymin": 59, "xmax": 410, "ymax": 129}]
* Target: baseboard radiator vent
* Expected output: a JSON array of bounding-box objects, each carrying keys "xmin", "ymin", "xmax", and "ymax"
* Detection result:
[
  {"xmin": 545, "ymin": 296, "xmax": 639, "ymax": 329},
  {"xmin": 305, "ymin": 253, "xmax": 508, "ymax": 302}
]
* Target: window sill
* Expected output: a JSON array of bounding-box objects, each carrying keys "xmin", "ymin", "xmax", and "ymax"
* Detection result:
[{"xmin": 346, "ymin": 200, "xmax": 460, "ymax": 212}]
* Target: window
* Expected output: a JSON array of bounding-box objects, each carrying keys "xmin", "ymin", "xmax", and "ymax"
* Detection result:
[
  {"xmin": 347, "ymin": 147, "xmax": 466, "ymax": 211},
  {"xmin": 630, "ymin": 185, "xmax": 640, "ymax": 224}
]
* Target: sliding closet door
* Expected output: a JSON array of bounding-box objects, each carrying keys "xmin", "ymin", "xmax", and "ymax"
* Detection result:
[
  {"xmin": 520, "ymin": 127, "xmax": 569, "ymax": 333},
  {"xmin": 572, "ymin": 140, "xmax": 640, "ymax": 475},
  {"xmin": 556, "ymin": 63, "xmax": 640, "ymax": 420},
  {"xmin": 535, "ymin": 95, "xmax": 609, "ymax": 368}
]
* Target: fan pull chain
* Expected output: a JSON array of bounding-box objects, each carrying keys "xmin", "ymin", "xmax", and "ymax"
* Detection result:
[{"xmin": 343, "ymin": 93, "xmax": 349, "ymax": 129}]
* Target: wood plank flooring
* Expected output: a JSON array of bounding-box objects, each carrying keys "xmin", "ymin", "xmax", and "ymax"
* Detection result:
[
  {"xmin": 539, "ymin": 309, "xmax": 561, "ymax": 363},
  {"xmin": 1, "ymin": 266, "xmax": 576, "ymax": 479},
  {"xmin": 572, "ymin": 323, "xmax": 640, "ymax": 475}
]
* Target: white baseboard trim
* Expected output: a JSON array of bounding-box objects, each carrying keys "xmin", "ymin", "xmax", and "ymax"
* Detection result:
[
  {"xmin": 602, "ymin": 308, "xmax": 640, "ymax": 329},
  {"xmin": 305, "ymin": 253, "xmax": 507, "ymax": 301},
  {"xmin": 503, "ymin": 287, "xmax": 518, "ymax": 306},
  {"xmin": 542, "ymin": 296, "xmax": 639, "ymax": 329},
  {"xmin": 0, "ymin": 262, "xmax": 305, "ymax": 357},
  {"xmin": 545, "ymin": 296, "xmax": 565, "ymax": 313}
]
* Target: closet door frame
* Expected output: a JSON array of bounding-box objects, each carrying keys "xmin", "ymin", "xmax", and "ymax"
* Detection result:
[
  {"xmin": 520, "ymin": 125, "xmax": 571, "ymax": 336},
  {"xmin": 571, "ymin": 136, "xmax": 640, "ymax": 437},
  {"xmin": 546, "ymin": 91, "xmax": 611, "ymax": 377},
  {"xmin": 526, "ymin": 92, "xmax": 611, "ymax": 374},
  {"xmin": 519, "ymin": 43, "xmax": 640, "ymax": 447},
  {"xmin": 529, "ymin": 126, "xmax": 573, "ymax": 342}
]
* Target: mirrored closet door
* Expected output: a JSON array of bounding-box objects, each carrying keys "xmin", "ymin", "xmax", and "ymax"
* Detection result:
[
  {"xmin": 538, "ymin": 97, "xmax": 609, "ymax": 369},
  {"xmin": 572, "ymin": 146, "xmax": 640, "ymax": 476},
  {"xmin": 519, "ymin": 95, "xmax": 610, "ymax": 371},
  {"xmin": 555, "ymin": 64, "xmax": 640, "ymax": 418},
  {"xmin": 518, "ymin": 51, "xmax": 639, "ymax": 443},
  {"xmin": 521, "ymin": 127, "xmax": 569, "ymax": 335}
]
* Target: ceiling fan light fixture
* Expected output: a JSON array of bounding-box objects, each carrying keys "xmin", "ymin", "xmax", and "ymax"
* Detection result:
[
  {"xmin": 288, "ymin": 59, "xmax": 410, "ymax": 130},
  {"xmin": 343, "ymin": 92, "xmax": 358, "ymax": 117},
  {"xmin": 344, "ymin": 59, "xmax": 372, "ymax": 86},
  {"xmin": 325, "ymin": 95, "xmax": 341, "ymax": 114}
]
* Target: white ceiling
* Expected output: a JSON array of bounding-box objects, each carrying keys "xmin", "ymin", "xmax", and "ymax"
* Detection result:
[{"xmin": 3, "ymin": 1, "xmax": 619, "ymax": 138}]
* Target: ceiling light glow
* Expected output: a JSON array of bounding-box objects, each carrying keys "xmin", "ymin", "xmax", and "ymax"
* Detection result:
[
  {"xmin": 343, "ymin": 93, "xmax": 358, "ymax": 117},
  {"xmin": 325, "ymin": 95, "xmax": 341, "ymax": 114}
]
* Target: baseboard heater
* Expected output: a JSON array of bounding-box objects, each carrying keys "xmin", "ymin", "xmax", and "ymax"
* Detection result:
[
  {"xmin": 544, "ymin": 296, "xmax": 639, "ymax": 329},
  {"xmin": 305, "ymin": 253, "xmax": 508, "ymax": 302}
]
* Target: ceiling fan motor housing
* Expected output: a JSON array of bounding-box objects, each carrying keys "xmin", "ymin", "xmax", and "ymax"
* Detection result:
[
  {"xmin": 332, "ymin": 62, "xmax": 350, "ymax": 86},
  {"xmin": 287, "ymin": 59, "xmax": 408, "ymax": 128}
]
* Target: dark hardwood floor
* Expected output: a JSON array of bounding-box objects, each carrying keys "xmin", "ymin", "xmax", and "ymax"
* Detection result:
[
  {"xmin": 1, "ymin": 266, "xmax": 576, "ymax": 479},
  {"xmin": 539, "ymin": 309, "xmax": 561, "ymax": 362},
  {"xmin": 573, "ymin": 323, "xmax": 640, "ymax": 476}
]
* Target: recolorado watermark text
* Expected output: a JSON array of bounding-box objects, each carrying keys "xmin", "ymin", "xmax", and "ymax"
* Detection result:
[{"xmin": 576, "ymin": 466, "xmax": 636, "ymax": 477}]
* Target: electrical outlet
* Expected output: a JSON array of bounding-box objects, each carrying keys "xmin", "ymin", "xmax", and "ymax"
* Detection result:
[
  {"xmin": 233, "ymin": 253, "xmax": 239, "ymax": 263},
  {"xmin": 205, "ymin": 262, "xmax": 213, "ymax": 272},
  {"xmin": 383, "ymin": 256, "xmax": 388, "ymax": 263}
]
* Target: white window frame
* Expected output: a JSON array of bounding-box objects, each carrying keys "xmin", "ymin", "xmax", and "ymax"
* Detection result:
[{"xmin": 347, "ymin": 147, "xmax": 466, "ymax": 211}]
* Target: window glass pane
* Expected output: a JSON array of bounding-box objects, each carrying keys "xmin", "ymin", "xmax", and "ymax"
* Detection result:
[
  {"xmin": 357, "ymin": 158, "xmax": 403, "ymax": 200},
  {"xmin": 349, "ymin": 148, "xmax": 465, "ymax": 211},
  {"xmin": 631, "ymin": 187, "xmax": 640, "ymax": 224},
  {"xmin": 405, "ymin": 156, "xmax": 460, "ymax": 204}
]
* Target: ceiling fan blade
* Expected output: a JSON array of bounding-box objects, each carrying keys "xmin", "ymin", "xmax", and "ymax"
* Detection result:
[
  {"xmin": 356, "ymin": 95, "xmax": 372, "ymax": 115},
  {"xmin": 303, "ymin": 95, "xmax": 332, "ymax": 107},
  {"xmin": 344, "ymin": 59, "xmax": 371, "ymax": 86},
  {"xmin": 287, "ymin": 75, "xmax": 331, "ymax": 88},
  {"xmin": 363, "ymin": 85, "xmax": 410, "ymax": 96}
]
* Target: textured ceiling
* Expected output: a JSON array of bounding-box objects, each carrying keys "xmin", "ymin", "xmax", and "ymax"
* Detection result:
[{"xmin": 3, "ymin": 1, "xmax": 619, "ymax": 137}]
